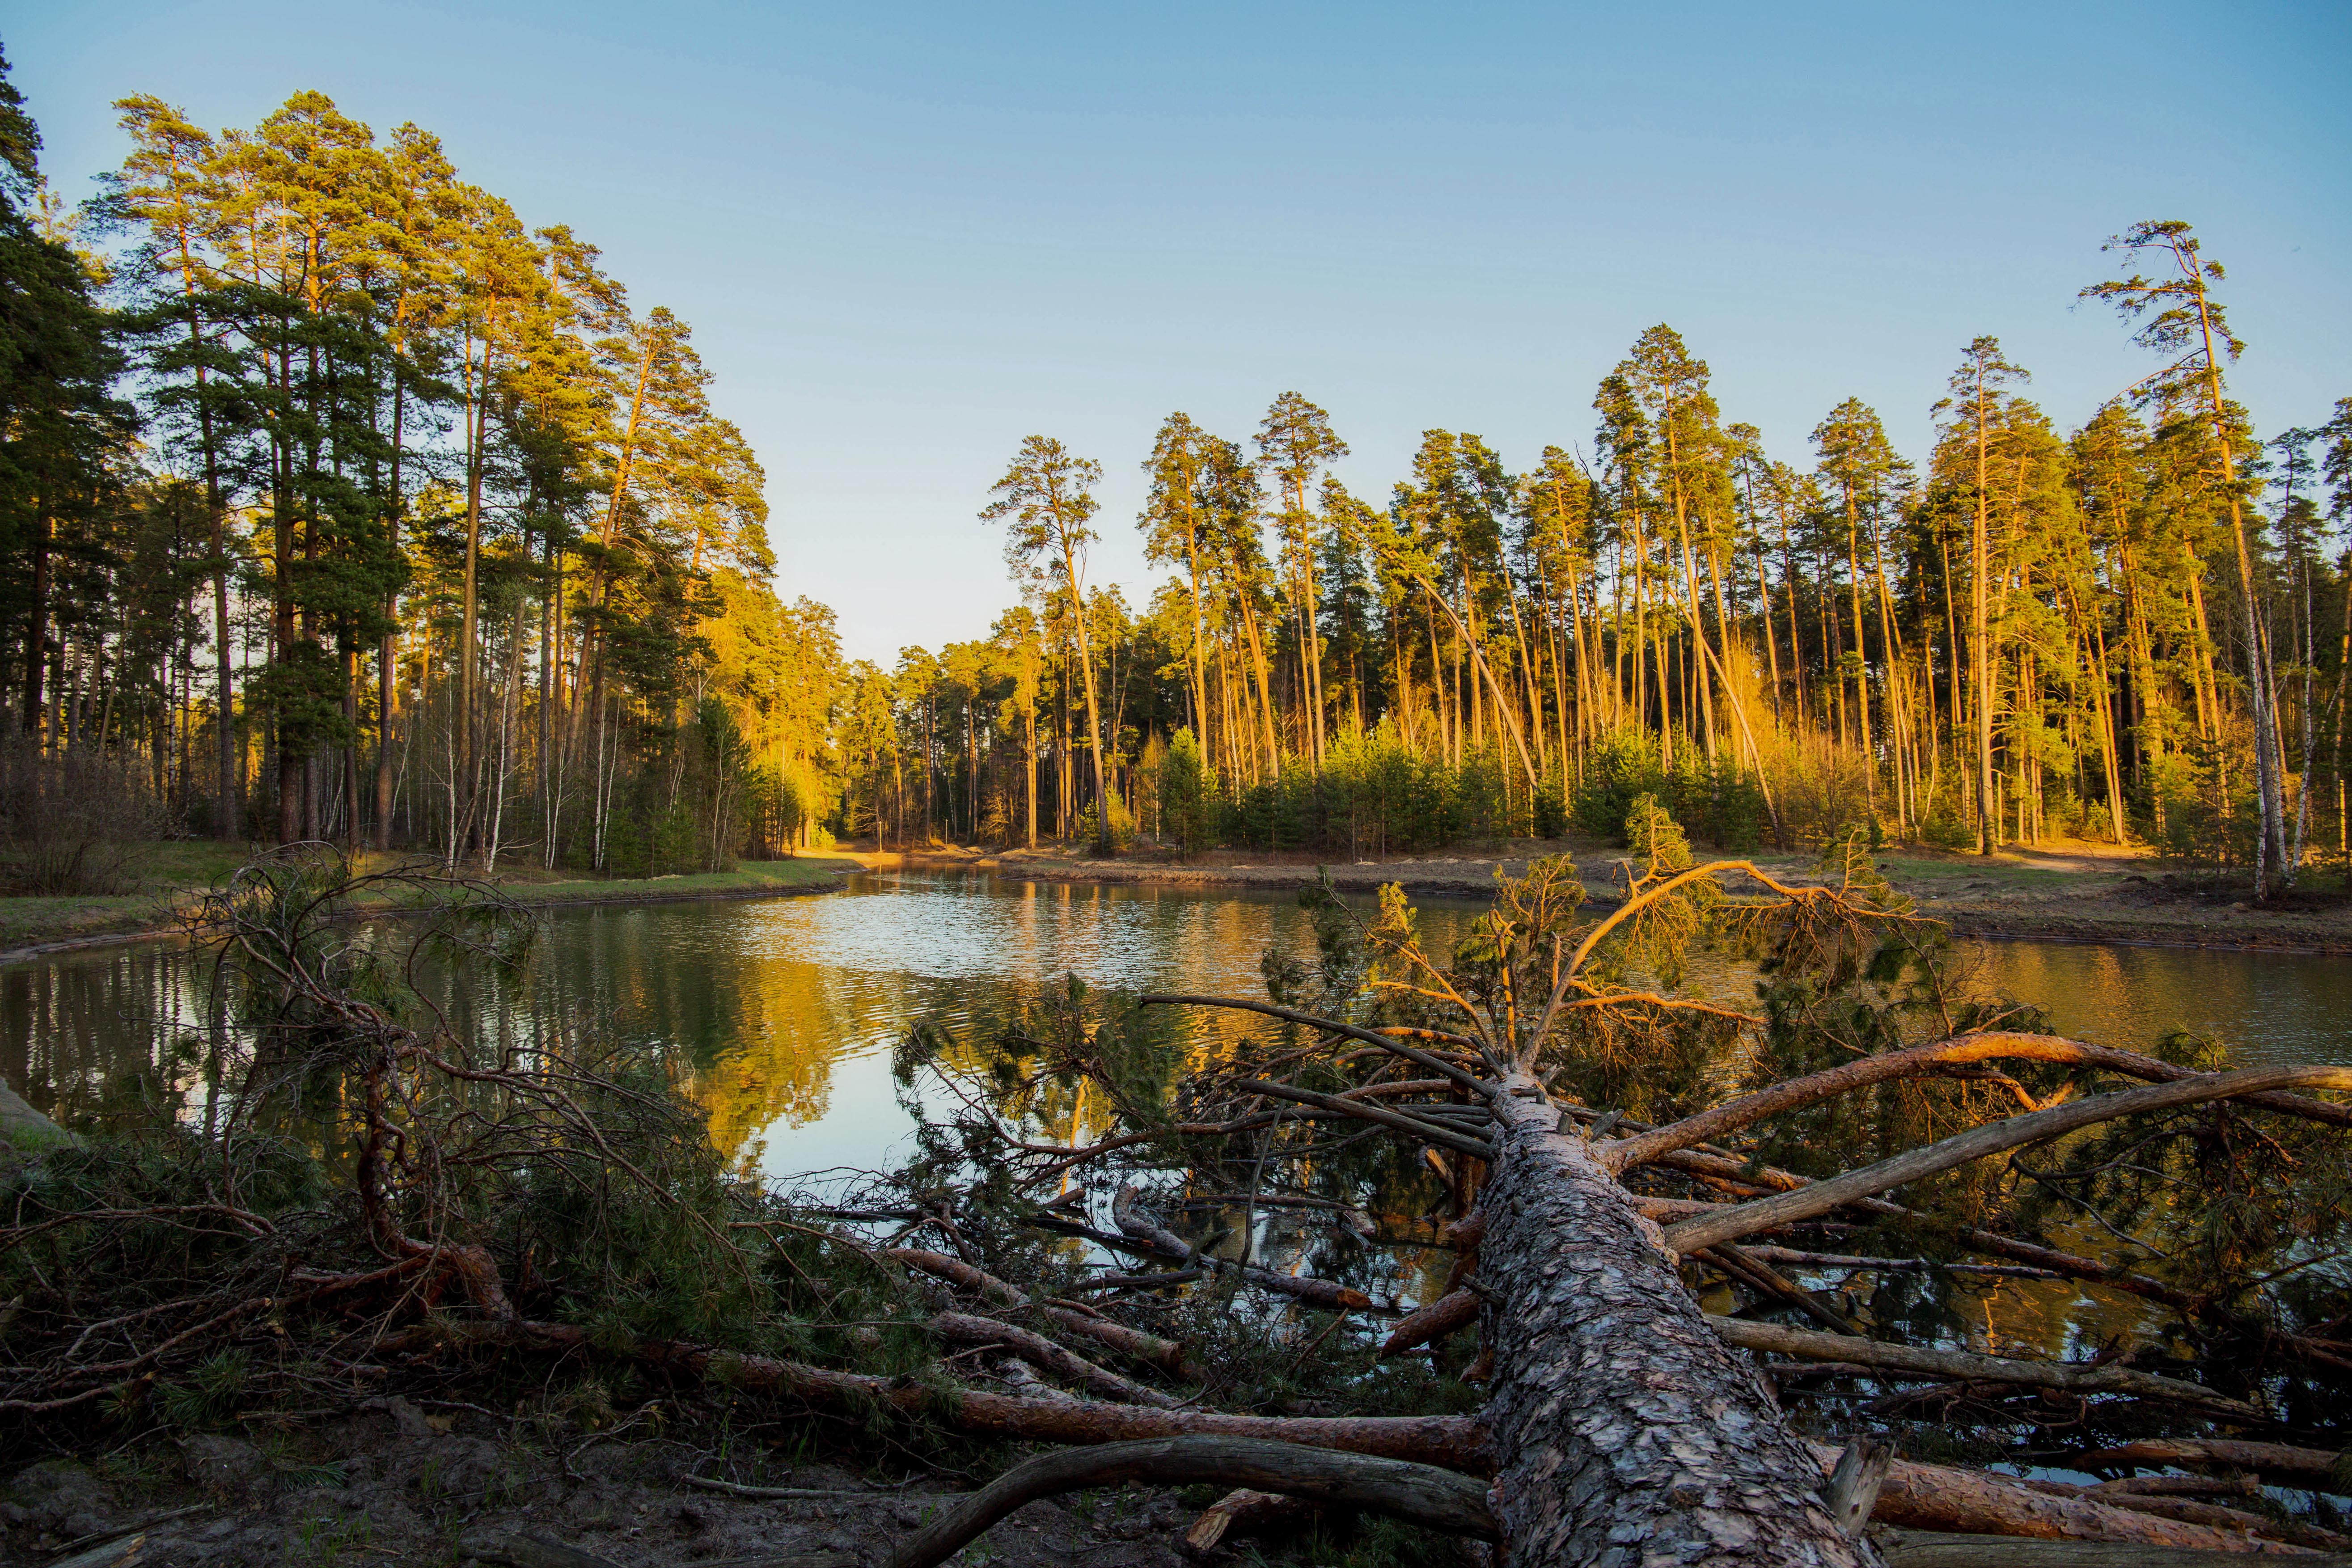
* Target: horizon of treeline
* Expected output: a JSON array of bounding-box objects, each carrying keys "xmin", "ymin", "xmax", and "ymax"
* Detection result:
[{"xmin": 3, "ymin": 50, "xmax": 2348, "ymax": 891}]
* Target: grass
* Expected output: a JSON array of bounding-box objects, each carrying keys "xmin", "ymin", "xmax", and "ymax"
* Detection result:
[{"xmin": 0, "ymin": 843, "xmax": 859, "ymax": 953}]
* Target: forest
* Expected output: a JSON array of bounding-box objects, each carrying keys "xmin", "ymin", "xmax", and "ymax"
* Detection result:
[
  {"xmin": 5, "ymin": 47, "xmax": 2351, "ymax": 896},
  {"xmin": 5, "ymin": 37, "xmax": 2352, "ymax": 1568}
]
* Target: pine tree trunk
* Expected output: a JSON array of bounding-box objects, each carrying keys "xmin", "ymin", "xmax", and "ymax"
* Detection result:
[{"xmin": 1480, "ymin": 1071, "xmax": 1876, "ymax": 1566}]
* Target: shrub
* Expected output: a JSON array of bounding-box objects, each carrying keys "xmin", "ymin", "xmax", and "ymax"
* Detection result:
[
  {"xmin": 1571, "ymin": 728, "xmax": 1666, "ymax": 842},
  {"xmin": 1157, "ymin": 728, "xmax": 1213, "ymax": 854},
  {"xmin": 0, "ymin": 736, "xmax": 172, "ymax": 895}
]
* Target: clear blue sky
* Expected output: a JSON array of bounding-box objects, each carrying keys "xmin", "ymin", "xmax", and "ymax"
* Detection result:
[{"xmin": 16, "ymin": 1, "xmax": 2350, "ymax": 664}]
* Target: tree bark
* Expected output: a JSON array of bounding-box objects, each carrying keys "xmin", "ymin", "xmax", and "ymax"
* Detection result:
[{"xmin": 1479, "ymin": 1070, "xmax": 1875, "ymax": 1565}]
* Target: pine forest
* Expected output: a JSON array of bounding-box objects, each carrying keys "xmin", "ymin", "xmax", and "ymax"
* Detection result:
[{"xmin": 6, "ymin": 58, "xmax": 2351, "ymax": 899}]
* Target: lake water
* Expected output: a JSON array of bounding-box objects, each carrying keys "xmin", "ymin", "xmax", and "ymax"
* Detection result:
[{"xmin": 4, "ymin": 868, "xmax": 2347, "ymax": 1183}]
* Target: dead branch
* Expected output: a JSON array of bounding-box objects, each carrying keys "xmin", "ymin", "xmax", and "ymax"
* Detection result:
[
  {"xmin": 880, "ymin": 1436, "xmax": 1500, "ymax": 1568},
  {"xmin": 882, "ymin": 1247, "xmax": 1204, "ymax": 1382},
  {"xmin": 1108, "ymin": 1186, "xmax": 1375, "ymax": 1311},
  {"xmin": 1666, "ymin": 1065, "xmax": 2352, "ymax": 1255},
  {"xmin": 1715, "ymin": 1320, "xmax": 2261, "ymax": 1419},
  {"xmin": 1378, "ymin": 1288, "xmax": 1481, "ymax": 1358},
  {"xmin": 926, "ymin": 1312, "xmax": 1179, "ymax": 1407},
  {"xmin": 1608, "ymin": 1031, "xmax": 2352, "ymax": 1174},
  {"xmin": 1224, "ymin": 1078, "xmax": 1497, "ymax": 1160},
  {"xmin": 2071, "ymin": 1441, "xmax": 2350, "ymax": 1490}
]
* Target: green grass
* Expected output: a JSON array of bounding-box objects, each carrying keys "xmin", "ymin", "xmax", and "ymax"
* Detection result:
[{"xmin": 0, "ymin": 845, "xmax": 858, "ymax": 953}]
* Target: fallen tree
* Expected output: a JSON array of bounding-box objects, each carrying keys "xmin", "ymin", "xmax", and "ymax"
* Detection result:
[{"xmin": 2, "ymin": 828, "xmax": 2343, "ymax": 1566}]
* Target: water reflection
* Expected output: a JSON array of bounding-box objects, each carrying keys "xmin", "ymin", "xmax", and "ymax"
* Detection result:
[{"xmin": 3, "ymin": 871, "xmax": 2343, "ymax": 1187}]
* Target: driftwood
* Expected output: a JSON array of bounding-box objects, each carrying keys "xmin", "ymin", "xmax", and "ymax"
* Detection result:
[
  {"xmin": 880, "ymin": 1436, "xmax": 1499, "ymax": 1568},
  {"xmin": 1714, "ymin": 1320, "xmax": 2263, "ymax": 1419}
]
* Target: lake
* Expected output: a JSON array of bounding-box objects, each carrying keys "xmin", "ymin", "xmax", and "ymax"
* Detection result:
[{"xmin": 6, "ymin": 867, "xmax": 2345, "ymax": 1180}]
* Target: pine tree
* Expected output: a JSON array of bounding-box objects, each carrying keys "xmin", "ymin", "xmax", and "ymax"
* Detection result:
[{"xmin": 984, "ymin": 436, "xmax": 1112, "ymax": 850}]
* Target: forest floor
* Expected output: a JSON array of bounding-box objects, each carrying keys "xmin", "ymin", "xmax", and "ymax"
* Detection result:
[
  {"xmin": 855, "ymin": 836, "xmax": 2352, "ymax": 955},
  {"xmin": 0, "ymin": 1399, "xmax": 1217, "ymax": 1568},
  {"xmin": 0, "ymin": 849, "xmax": 861, "ymax": 961}
]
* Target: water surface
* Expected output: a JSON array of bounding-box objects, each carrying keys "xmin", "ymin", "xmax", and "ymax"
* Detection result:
[{"xmin": 4, "ymin": 869, "xmax": 2344, "ymax": 1180}]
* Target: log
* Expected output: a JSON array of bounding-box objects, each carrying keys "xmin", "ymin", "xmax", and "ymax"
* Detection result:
[
  {"xmin": 927, "ymin": 1312, "xmax": 1180, "ymax": 1407},
  {"xmin": 1478, "ymin": 1071, "xmax": 1871, "ymax": 1564},
  {"xmin": 1378, "ymin": 1288, "xmax": 1480, "ymax": 1357},
  {"xmin": 2025, "ymin": 1485, "xmax": 2345, "ymax": 1548},
  {"xmin": 2071, "ymin": 1442, "xmax": 2350, "ymax": 1491},
  {"xmin": 1713, "ymin": 1319, "xmax": 2261, "ymax": 1420},
  {"xmin": 1873, "ymin": 1529, "xmax": 2349, "ymax": 1564},
  {"xmin": 502, "ymin": 1320, "xmax": 1487, "ymax": 1469},
  {"xmin": 880, "ymin": 1436, "xmax": 1500, "ymax": 1568},
  {"xmin": 1821, "ymin": 1445, "xmax": 2316, "ymax": 1552},
  {"xmin": 2100, "ymin": 1478, "xmax": 2263, "ymax": 1499},
  {"xmin": 1666, "ymin": 1066, "xmax": 2352, "ymax": 1256}
]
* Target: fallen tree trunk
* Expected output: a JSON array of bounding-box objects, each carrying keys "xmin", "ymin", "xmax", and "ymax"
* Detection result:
[
  {"xmin": 1872, "ymin": 1529, "xmax": 2350, "ymax": 1564},
  {"xmin": 1816, "ymin": 1445, "xmax": 2316, "ymax": 1553},
  {"xmin": 495, "ymin": 1320, "xmax": 1488, "ymax": 1468},
  {"xmin": 2072, "ymin": 1441, "xmax": 2351, "ymax": 1492},
  {"xmin": 881, "ymin": 1436, "xmax": 1499, "ymax": 1568},
  {"xmin": 1480, "ymin": 1071, "xmax": 1874, "ymax": 1564},
  {"xmin": 1715, "ymin": 1320, "xmax": 2262, "ymax": 1420}
]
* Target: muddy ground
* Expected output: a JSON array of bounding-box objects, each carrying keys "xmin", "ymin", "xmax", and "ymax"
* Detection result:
[{"xmin": 1, "ymin": 1399, "xmax": 1230, "ymax": 1567}]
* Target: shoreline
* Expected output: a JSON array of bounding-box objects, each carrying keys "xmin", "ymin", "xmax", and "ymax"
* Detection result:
[
  {"xmin": 847, "ymin": 845, "xmax": 2352, "ymax": 958},
  {"xmin": 7, "ymin": 844, "xmax": 2345, "ymax": 964},
  {"xmin": 0, "ymin": 856, "xmax": 861, "ymax": 968}
]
